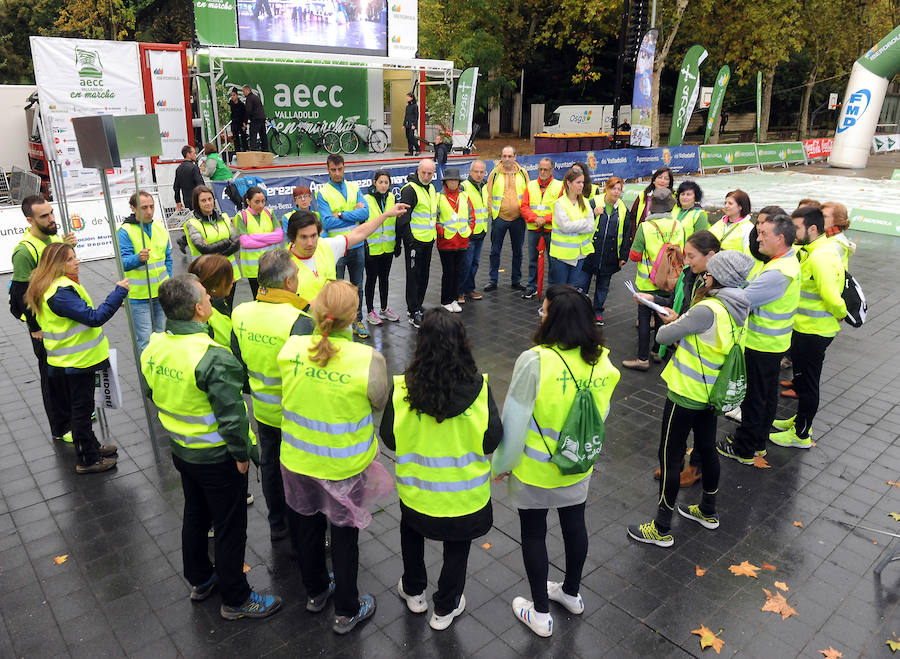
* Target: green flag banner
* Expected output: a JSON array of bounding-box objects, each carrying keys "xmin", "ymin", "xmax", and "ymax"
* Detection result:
[
  {"xmin": 194, "ymin": 0, "xmax": 238, "ymax": 47},
  {"xmin": 196, "ymin": 54, "xmax": 216, "ymax": 144},
  {"xmin": 756, "ymin": 141, "xmax": 807, "ymax": 165},
  {"xmin": 669, "ymin": 44, "xmax": 708, "ymax": 146},
  {"xmin": 218, "ymin": 60, "xmax": 368, "ymax": 154},
  {"xmin": 858, "ymin": 24, "xmax": 900, "ymax": 78},
  {"xmin": 451, "ymin": 67, "xmax": 478, "ymax": 148},
  {"xmin": 756, "ymin": 71, "xmax": 762, "ymax": 142},
  {"xmin": 704, "ymin": 65, "xmax": 730, "ymax": 143},
  {"xmin": 848, "ymin": 207, "xmax": 900, "ymax": 236},
  {"xmin": 698, "ymin": 143, "xmax": 759, "ymax": 171}
]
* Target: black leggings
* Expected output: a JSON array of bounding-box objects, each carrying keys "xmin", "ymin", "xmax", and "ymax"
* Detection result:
[
  {"xmin": 518, "ymin": 503, "xmax": 587, "ymax": 614},
  {"xmin": 656, "ymin": 397, "xmax": 720, "ymax": 531},
  {"xmin": 364, "ymin": 251, "xmax": 393, "ymax": 313}
]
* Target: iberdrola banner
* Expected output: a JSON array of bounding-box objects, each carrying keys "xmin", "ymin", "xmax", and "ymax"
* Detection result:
[
  {"xmin": 704, "ymin": 65, "xmax": 730, "ymax": 143},
  {"xmin": 669, "ymin": 44, "xmax": 707, "ymax": 146},
  {"xmin": 452, "ymin": 67, "xmax": 478, "ymax": 149},
  {"xmin": 630, "ymin": 29, "xmax": 658, "ymax": 148}
]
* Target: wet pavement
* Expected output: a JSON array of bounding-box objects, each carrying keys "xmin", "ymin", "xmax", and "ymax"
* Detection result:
[{"xmin": 1, "ymin": 226, "xmax": 900, "ymax": 658}]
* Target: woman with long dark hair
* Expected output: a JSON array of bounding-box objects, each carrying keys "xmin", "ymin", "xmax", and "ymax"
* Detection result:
[
  {"xmin": 379, "ymin": 308, "xmax": 502, "ymax": 630},
  {"xmin": 630, "ymin": 166, "xmax": 674, "ymax": 236},
  {"xmin": 493, "ymin": 285, "xmax": 620, "ymax": 637},
  {"xmin": 25, "ymin": 243, "xmax": 127, "ymax": 474},
  {"xmin": 627, "ymin": 251, "xmax": 752, "ymax": 548}
]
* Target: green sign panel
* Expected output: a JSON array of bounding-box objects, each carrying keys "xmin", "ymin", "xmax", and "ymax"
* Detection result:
[
  {"xmin": 219, "ymin": 60, "xmax": 368, "ymax": 154},
  {"xmin": 756, "ymin": 141, "xmax": 806, "ymax": 165},
  {"xmin": 890, "ymin": 168, "xmax": 900, "ymax": 180},
  {"xmin": 196, "ymin": 54, "xmax": 216, "ymax": 144},
  {"xmin": 669, "ymin": 44, "xmax": 707, "ymax": 147},
  {"xmin": 194, "ymin": 0, "xmax": 238, "ymax": 47},
  {"xmin": 698, "ymin": 143, "xmax": 759, "ymax": 169},
  {"xmin": 848, "ymin": 207, "xmax": 900, "ymax": 236},
  {"xmin": 859, "ymin": 24, "xmax": 900, "ymax": 79}
]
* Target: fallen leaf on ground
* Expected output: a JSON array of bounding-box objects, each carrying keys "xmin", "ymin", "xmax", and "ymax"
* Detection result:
[
  {"xmin": 242, "ymin": 562, "xmax": 251, "ymax": 573},
  {"xmin": 53, "ymin": 555, "xmax": 68, "ymax": 565},
  {"xmin": 696, "ymin": 565, "xmax": 707, "ymax": 576},
  {"xmin": 890, "ymin": 513, "xmax": 900, "ymax": 522},
  {"xmin": 481, "ymin": 542, "xmax": 492, "ymax": 550},
  {"xmin": 729, "ymin": 561, "xmax": 760, "ymax": 578},
  {"xmin": 775, "ymin": 581, "xmax": 789, "ymax": 591},
  {"xmin": 794, "ymin": 520, "xmax": 804, "ymax": 527},
  {"xmin": 810, "ymin": 440, "xmax": 817, "ymax": 447},
  {"xmin": 754, "ymin": 455, "xmax": 771, "ymax": 469},
  {"xmin": 761, "ymin": 562, "xmax": 776, "ymax": 572},
  {"xmin": 761, "ymin": 588, "xmax": 797, "ymax": 620},
  {"xmin": 888, "ymin": 638, "xmax": 900, "ymax": 652},
  {"xmin": 888, "ymin": 481, "xmax": 900, "ymax": 489},
  {"xmin": 691, "ymin": 624, "xmax": 725, "ymax": 654},
  {"xmin": 819, "ymin": 646, "xmax": 842, "ymax": 658}
]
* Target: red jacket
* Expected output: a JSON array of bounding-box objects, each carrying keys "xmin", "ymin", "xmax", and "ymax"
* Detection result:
[
  {"xmin": 520, "ymin": 177, "xmax": 561, "ymax": 232},
  {"xmin": 436, "ymin": 189, "xmax": 470, "ymax": 251}
]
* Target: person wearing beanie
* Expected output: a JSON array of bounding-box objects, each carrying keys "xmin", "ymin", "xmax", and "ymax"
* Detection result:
[
  {"xmin": 624, "ymin": 187, "xmax": 686, "ymax": 371},
  {"xmin": 435, "ymin": 168, "xmax": 471, "ymax": 312},
  {"xmin": 628, "ymin": 251, "xmax": 752, "ymax": 548}
]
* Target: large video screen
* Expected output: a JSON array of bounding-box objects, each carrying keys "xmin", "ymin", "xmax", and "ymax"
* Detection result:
[{"xmin": 237, "ymin": 0, "xmax": 388, "ymax": 56}]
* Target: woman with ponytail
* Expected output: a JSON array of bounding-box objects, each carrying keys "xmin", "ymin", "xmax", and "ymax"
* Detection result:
[{"xmin": 276, "ymin": 280, "xmax": 393, "ymax": 635}]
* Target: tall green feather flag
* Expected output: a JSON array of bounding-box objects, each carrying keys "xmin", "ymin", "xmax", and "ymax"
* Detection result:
[
  {"xmin": 704, "ymin": 65, "xmax": 730, "ymax": 143},
  {"xmin": 756, "ymin": 71, "xmax": 762, "ymax": 142},
  {"xmin": 669, "ymin": 45, "xmax": 708, "ymax": 146}
]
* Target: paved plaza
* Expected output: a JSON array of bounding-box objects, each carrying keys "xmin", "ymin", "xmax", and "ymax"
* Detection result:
[{"xmin": 1, "ymin": 213, "xmax": 900, "ymax": 657}]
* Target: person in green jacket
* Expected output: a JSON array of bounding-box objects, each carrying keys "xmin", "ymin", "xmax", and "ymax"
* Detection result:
[{"xmin": 203, "ymin": 142, "xmax": 235, "ymax": 181}]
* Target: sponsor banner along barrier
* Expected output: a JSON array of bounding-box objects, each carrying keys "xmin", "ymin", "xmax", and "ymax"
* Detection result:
[
  {"xmin": 756, "ymin": 141, "xmax": 807, "ymax": 166},
  {"xmin": 803, "ymin": 138, "xmax": 833, "ymax": 159},
  {"xmin": 848, "ymin": 207, "xmax": 900, "ymax": 236},
  {"xmin": 699, "ymin": 143, "xmax": 760, "ymax": 171},
  {"xmin": 0, "ymin": 193, "xmax": 163, "ymax": 274},
  {"xmin": 872, "ymin": 133, "xmax": 900, "ymax": 152}
]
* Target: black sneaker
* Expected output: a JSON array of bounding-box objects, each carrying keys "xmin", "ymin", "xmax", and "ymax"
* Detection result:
[
  {"xmin": 190, "ymin": 573, "xmax": 218, "ymax": 601},
  {"xmin": 307, "ymin": 576, "xmax": 335, "ymax": 613},
  {"xmin": 484, "ymin": 282, "xmax": 498, "ymax": 292},
  {"xmin": 521, "ymin": 288, "xmax": 537, "ymax": 299},
  {"xmin": 408, "ymin": 311, "xmax": 422, "ymax": 328},
  {"xmin": 511, "ymin": 283, "xmax": 526, "ymax": 291},
  {"xmin": 715, "ymin": 435, "xmax": 754, "ymax": 465}
]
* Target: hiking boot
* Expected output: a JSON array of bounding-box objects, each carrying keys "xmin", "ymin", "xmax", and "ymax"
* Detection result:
[
  {"xmin": 484, "ymin": 282, "xmax": 498, "ymax": 292},
  {"xmin": 772, "ymin": 415, "xmax": 796, "ymax": 431},
  {"xmin": 307, "ymin": 577, "xmax": 335, "ymax": 613},
  {"xmin": 769, "ymin": 427, "xmax": 812, "ymax": 449},
  {"xmin": 190, "ymin": 573, "xmax": 218, "ymax": 601},
  {"xmin": 511, "ymin": 597, "xmax": 553, "ymax": 637},
  {"xmin": 366, "ymin": 310, "xmax": 383, "ymax": 326},
  {"xmin": 679, "ymin": 464, "xmax": 702, "ymax": 487},
  {"xmin": 715, "ymin": 436, "xmax": 754, "ymax": 465},
  {"xmin": 333, "ymin": 594, "xmax": 375, "ymax": 634},
  {"xmin": 220, "ymin": 590, "xmax": 282, "ymax": 620},
  {"xmin": 98, "ymin": 445, "xmax": 118, "ymax": 457},
  {"xmin": 547, "ymin": 581, "xmax": 583, "ymax": 614},
  {"xmin": 677, "ymin": 503, "xmax": 720, "ymax": 529},
  {"xmin": 52, "ymin": 431, "xmax": 73, "ymax": 444},
  {"xmin": 622, "ymin": 358, "xmax": 650, "ymax": 371},
  {"xmin": 398, "ymin": 578, "xmax": 427, "ymax": 614},
  {"xmin": 522, "ymin": 288, "xmax": 537, "ymax": 299},
  {"xmin": 379, "ymin": 307, "xmax": 400, "ymax": 322},
  {"xmin": 352, "ymin": 319, "xmax": 369, "ymax": 339},
  {"xmin": 75, "ymin": 456, "xmax": 117, "ymax": 474},
  {"xmin": 430, "ymin": 594, "xmax": 466, "ymax": 630},
  {"xmin": 780, "ymin": 388, "xmax": 798, "ymax": 399},
  {"xmin": 627, "ymin": 520, "xmax": 674, "ymax": 547}
]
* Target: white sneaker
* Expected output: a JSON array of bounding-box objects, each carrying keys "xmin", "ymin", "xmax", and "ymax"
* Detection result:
[
  {"xmin": 724, "ymin": 407, "xmax": 742, "ymax": 422},
  {"xmin": 442, "ymin": 303, "xmax": 455, "ymax": 312},
  {"xmin": 547, "ymin": 581, "xmax": 584, "ymax": 614},
  {"xmin": 246, "ymin": 493, "xmax": 254, "ymax": 505},
  {"xmin": 450, "ymin": 301, "xmax": 462, "ymax": 313},
  {"xmin": 429, "ymin": 594, "xmax": 466, "ymax": 630},
  {"xmin": 397, "ymin": 578, "xmax": 427, "ymax": 614},
  {"xmin": 512, "ymin": 596, "xmax": 552, "ymax": 637}
]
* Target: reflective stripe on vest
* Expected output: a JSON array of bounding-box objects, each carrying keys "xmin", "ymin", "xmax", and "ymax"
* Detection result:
[
  {"xmin": 239, "ymin": 209, "xmax": 276, "ymax": 278},
  {"xmin": 319, "ymin": 181, "xmax": 362, "ymax": 238},
  {"xmin": 185, "ymin": 215, "xmax": 241, "ymax": 281},
  {"xmin": 489, "ymin": 168, "xmax": 527, "ymax": 218},
  {"xmin": 232, "ymin": 299, "xmax": 305, "ymax": 427},
  {"xmin": 661, "ymin": 299, "xmax": 743, "ymax": 403},
  {"xmin": 364, "ymin": 192, "xmax": 397, "ymax": 256},
  {"xmin": 140, "ymin": 332, "xmax": 227, "ymax": 450},
  {"xmin": 437, "ymin": 191, "xmax": 472, "ymax": 240},
  {"xmin": 550, "ymin": 196, "xmax": 594, "ymax": 260},
  {"xmin": 526, "ymin": 178, "xmax": 563, "ymax": 231},
  {"xmin": 511, "ymin": 346, "xmax": 620, "ymax": 489},
  {"xmin": 746, "ymin": 248, "xmax": 800, "ymax": 352},
  {"xmin": 460, "ymin": 180, "xmax": 489, "ymax": 234},
  {"xmin": 290, "ymin": 241, "xmax": 336, "ymax": 307},
  {"xmin": 794, "ymin": 236, "xmax": 844, "ymax": 337},
  {"xmin": 393, "ymin": 374, "xmax": 491, "ymax": 516},
  {"xmin": 278, "ymin": 334, "xmax": 376, "ymax": 480},
  {"xmin": 401, "ymin": 181, "xmax": 438, "ymax": 242},
  {"xmin": 635, "ymin": 218, "xmax": 685, "ymax": 292},
  {"xmin": 40, "ymin": 277, "xmax": 110, "ymax": 369},
  {"xmin": 121, "ymin": 221, "xmax": 170, "ymax": 300}
]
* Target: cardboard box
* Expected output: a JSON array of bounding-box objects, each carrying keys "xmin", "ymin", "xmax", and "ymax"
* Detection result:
[{"xmin": 235, "ymin": 151, "xmax": 274, "ymax": 168}]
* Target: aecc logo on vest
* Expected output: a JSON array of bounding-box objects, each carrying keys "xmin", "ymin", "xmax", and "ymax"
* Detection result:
[
  {"xmin": 235, "ymin": 322, "xmax": 279, "ymax": 345},
  {"xmin": 145, "ymin": 357, "xmax": 184, "ymax": 382},
  {"xmin": 289, "ymin": 354, "xmax": 351, "ymax": 383}
]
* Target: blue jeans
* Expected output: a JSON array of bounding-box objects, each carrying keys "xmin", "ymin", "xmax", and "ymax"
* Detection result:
[
  {"xmin": 131, "ymin": 298, "xmax": 165, "ymax": 353},
  {"xmin": 548, "ymin": 257, "xmax": 583, "ymax": 288},
  {"xmin": 574, "ymin": 270, "xmax": 614, "ymax": 315},
  {"xmin": 525, "ymin": 230, "xmax": 550, "ymax": 291},
  {"xmin": 336, "ymin": 246, "xmax": 364, "ymax": 321},
  {"xmin": 488, "ymin": 217, "xmax": 526, "ymax": 286},
  {"xmin": 460, "ymin": 232, "xmax": 486, "ymax": 294}
]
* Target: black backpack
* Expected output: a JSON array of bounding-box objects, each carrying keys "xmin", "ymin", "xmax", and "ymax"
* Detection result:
[{"xmin": 842, "ymin": 270, "xmax": 867, "ymax": 327}]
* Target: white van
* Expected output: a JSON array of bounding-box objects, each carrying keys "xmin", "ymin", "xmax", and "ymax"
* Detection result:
[{"xmin": 542, "ymin": 105, "xmax": 632, "ymax": 133}]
